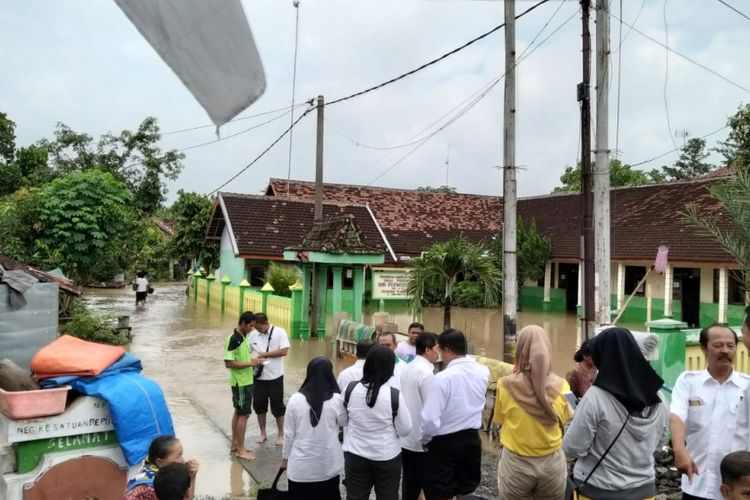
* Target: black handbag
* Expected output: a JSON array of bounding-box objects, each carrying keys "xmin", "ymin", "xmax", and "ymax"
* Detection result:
[
  {"xmin": 254, "ymin": 327, "xmax": 274, "ymax": 379},
  {"xmin": 257, "ymin": 467, "xmax": 289, "ymax": 500},
  {"xmin": 566, "ymin": 413, "xmax": 631, "ymax": 499}
]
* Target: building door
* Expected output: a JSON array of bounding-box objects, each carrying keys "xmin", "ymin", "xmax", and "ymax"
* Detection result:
[
  {"xmin": 558, "ymin": 263, "xmax": 579, "ymax": 313},
  {"xmin": 675, "ymin": 267, "xmax": 701, "ymax": 328}
]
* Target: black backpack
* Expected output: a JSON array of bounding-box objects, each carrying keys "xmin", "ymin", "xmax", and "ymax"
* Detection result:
[{"xmin": 343, "ymin": 380, "xmax": 399, "ymax": 422}]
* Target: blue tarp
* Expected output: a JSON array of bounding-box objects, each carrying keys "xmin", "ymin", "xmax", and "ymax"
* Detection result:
[{"xmin": 41, "ymin": 353, "xmax": 174, "ymax": 466}]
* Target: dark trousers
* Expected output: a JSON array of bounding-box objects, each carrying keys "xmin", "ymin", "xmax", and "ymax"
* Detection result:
[
  {"xmin": 344, "ymin": 451, "xmax": 401, "ymax": 500},
  {"xmin": 289, "ymin": 475, "xmax": 340, "ymax": 500},
  {"xmin": 401, "ymin": 448, "xmax": 427, "ymax": 500},
  {"xmin": 253, "ymin": 375, "xmax": 286, "ymax": 417},
  {"xmin": 683, "ymin": 494, "xmax": 713, "ymax": 500},
  {"xmin": 424, "ymin": 429, "xmax": 481, "ymax": 500}
]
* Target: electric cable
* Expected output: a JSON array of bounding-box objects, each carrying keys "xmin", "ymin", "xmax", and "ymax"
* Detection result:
[
  {"xmin": 662, "ymin": 0, "xmax": 680, "ymax": 151},
  {"xmin": 716, "ymin": 0, "xmax": 750, "ymax": 22},
  {"xmin": 159, "ymin": 103, "xmax": 307, "ymax": 136},
  {"xmin": 610, "ymin": 0, "xmax": 647, "ymax": 55},
  {"xmin": 629, "ymin": 125, "xmax": 728, "ymax": 167},
  {"xmin": 285, "ymin": 1, "xmax": 302, "ymax": 197}
]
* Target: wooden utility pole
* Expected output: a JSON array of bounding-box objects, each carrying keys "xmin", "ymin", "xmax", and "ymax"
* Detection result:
[
  {"xmin": 502, "ymin": 0, "xmax": 517, "ymax": 362},
  {"xmin": 579, "ymin": 0, "xmax": 595, "ymax": 339},
  {"xmin": 594, "ymin": 0, "xmax": 611, "ymax": 327},
  {"xmin": 309, "ymin": 95, "xmax": 324, "ymax": 337}
]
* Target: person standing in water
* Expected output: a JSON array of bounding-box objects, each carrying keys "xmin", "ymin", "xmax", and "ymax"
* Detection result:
[{"xmin": 134, "ymin": 271, "xmax": 149, "ymax": 309}]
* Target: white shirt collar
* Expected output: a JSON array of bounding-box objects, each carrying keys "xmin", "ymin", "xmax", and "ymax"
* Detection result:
[{"xmin": 700, "ymin": 367, "xmax": 745, "ymax": 388}]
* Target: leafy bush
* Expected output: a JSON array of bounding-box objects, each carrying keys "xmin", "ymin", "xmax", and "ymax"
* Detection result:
[
  {"xmin": 265, "ymin": 263, "xmax": 300, "ymax": 298},
  {"xmin": 60, "ymin": 300, "xmax": 130, "ymax": 346},
  {"xmin": 451, "ymin": 281, "xmax": 489, "ymax": 309}
]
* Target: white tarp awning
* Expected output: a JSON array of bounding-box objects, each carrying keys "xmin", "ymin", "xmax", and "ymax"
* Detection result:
[{"xmin": 114, "ymin": 0, "xmax": 266, "ymax": 127}]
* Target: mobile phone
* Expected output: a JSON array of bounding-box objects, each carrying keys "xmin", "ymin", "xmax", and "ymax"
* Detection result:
[{"xmin": 564, "ymin": 391, "xmax": 579, "ymax": 409}]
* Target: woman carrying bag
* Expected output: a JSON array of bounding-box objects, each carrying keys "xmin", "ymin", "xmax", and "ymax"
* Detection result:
[
  {"xmin": 563, "ymin": 327, "xmax": 668, "ymax": 500},
  {"xmin": 280, "ymin": 357, "xmax": 345, "ymax": 500},
  {"xmin": 494, "ymin": 325, "xmax": 573, "ymax": 500}
]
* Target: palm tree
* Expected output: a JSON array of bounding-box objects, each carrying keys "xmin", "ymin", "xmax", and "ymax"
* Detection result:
[
  {"xmin": 407, "ymin": 236, "xmax": 502, "ymax": 330},
  {"xmin": 684, "ymin": 168, "xmax": 750, "ymax": 291}
]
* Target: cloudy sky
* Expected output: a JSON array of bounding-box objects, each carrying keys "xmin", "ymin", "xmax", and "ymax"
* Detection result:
[{"xmin": 3, "ymin": 0, "xmax": 749, "ymax": 201}]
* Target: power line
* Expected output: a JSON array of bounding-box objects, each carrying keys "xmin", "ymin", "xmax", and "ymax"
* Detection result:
[
  {"xmin": 326, "ymin": 0, "xmax": 553, "ymax": 107},
  {"xmin": 629, "ymin": 125, "xmax": 728, "ymax": 167},
  {"xmin": 207, "ymin": 104, "xmax": 316, "ymax": 196},
  {"xmin": 285, "ymin": 1, "xmax": 302, "ymax": 197},
  {"xmin": 159, "ymin": 103, "xmax": 307, "ymax": 136},
  {"xmin": 716, "ymin": 0, "xmax": 750, "ymax": 22},
  {"xmin": 364, "ymin": 5, "xmax": 580, "ymax": 185},
  {"xmin": 610, "ymin": 0, "xmax": 647, "ymax": 55},
  {"xmin": 614, "ymin": 0, "xmax": 624, "ymax": 158},
  {"xmin": 608, "ymin": 9, "xmax": 750, "ymax": 93},
  {"xmin": 662, "ymin": 0, "xmax": 680, "ymax": 151}
]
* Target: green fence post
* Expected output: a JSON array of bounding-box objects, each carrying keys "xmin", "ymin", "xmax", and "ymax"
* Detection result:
[
  {"xmin": 646, "ymin": 317, "xmax": 687, "ymax": 399},
  {"xmin": 289, "ymin": 280, "xmax": 304, "ymax": 340},
  {"xmin": 261, "ymin": 282, "xmax": 275, "ymax": 314},
  {"xmin": 220, "ymin": 276, "xmax": 232, "ymax": 313},
  {"xmin": 239, "ymin": 279, "xmax": 251, "ymax": 313},
  {"xmin": 205, "ymin": 274, "xmax": 215, "ymax": 305}
]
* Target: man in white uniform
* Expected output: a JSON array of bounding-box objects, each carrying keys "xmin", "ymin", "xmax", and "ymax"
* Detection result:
[
  {"xmin": 671, "ymin": 324, "xmax": 750, "ymax": 500},
  {"xmin": 337, "ymin": 340, "xmax": 374, "ymax": 392},
  {"xmin": 377, "ymin": 331, "xmax": 406, "ymax": 390},
  {"xmin": 250, "ymin": 313, "xmax": 291, "ymax": 446},
  {"xmin": 395, "ymin": 322, "xmax": 424, "ymax": 363}
]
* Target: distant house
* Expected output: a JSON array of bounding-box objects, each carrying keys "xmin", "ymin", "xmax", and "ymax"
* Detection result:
[{"xmin": 264, "ymin": 176, "xmax": 743, "ymax": 328}]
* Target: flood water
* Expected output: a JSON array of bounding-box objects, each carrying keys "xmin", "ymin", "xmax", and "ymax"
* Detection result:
[{"xmin": 84, "ymin": 283, "xmax": 643, "ymax": 498}]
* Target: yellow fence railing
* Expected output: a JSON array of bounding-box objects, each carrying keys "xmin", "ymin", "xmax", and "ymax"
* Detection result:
[
  {"xmin": 267, "ymin": 295, "xmax": 292, "ymax": 333},
  {"xmin": 196, "ymin": 279, "xmax": 207, "ymax": 301},
  {"xmin": 224, "ymin": 285, "xmax": 241, "ymax": 316},
  {"xmin": 243, "ymin": 290, "xmax": 262, "ymax": 314},
  {"xmin": 209, "ymin": 282, "xmax": 222, "ymax": 309}
]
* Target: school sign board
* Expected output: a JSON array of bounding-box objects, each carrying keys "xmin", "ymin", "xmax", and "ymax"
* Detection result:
[{"xmin": 372, "ymin": 268, "xmax": 411, "ymax": 300}]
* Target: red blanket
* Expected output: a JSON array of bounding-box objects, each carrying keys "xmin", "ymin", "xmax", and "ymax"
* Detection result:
[{"xmin": 31, "ymin": 335, "xmax": 125, "ymax": 379}]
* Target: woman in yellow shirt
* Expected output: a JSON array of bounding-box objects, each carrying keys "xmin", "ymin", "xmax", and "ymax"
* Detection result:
[{"xmin": 494, "ymin": 325, "xmax": 571, "ymax": 500}]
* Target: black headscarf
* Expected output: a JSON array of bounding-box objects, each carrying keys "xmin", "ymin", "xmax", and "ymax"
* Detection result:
[
  {"xmin": 590, "ymin": 327, "xmax": 664, "ymax": 413},
  {"xmin": 299, "ymin": 357, "xmax": 340, "ymax": 427}
]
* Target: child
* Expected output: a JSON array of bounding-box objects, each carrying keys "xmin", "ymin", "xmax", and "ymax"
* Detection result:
[
  {"xmin": 721, "ymin": 451, "xmax": 750, "ymax": 500},
  {"xmin": 154, "ymin": 463, "xmax": 192, "ymax": 500}
]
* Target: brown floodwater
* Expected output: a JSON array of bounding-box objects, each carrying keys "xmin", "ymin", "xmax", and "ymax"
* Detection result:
[{"xmin": 84, "ymin": 283, "xmax": 643, "ymax": 497}]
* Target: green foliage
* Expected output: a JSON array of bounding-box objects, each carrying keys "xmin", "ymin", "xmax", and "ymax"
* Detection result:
[
  {"xmin": 416, "ymin": 185, "xmax": 457, "ymax": 194},
  {"xmin": 0, "ymin": 111, "xmax": 16, "ymax": 164},
  {"xmin": 451, "ymin": 281, "xmax": 486, "ymax": 309},
  {"xmin": 61, "ymin": 300, "xmax": 130, "ymax": 346},
  {"xmin": 407, "ymin": 235, "xmax": 502, "ymax": 328},
  {"xmin": 0, "ymin": 188, "xmax": 41, "ymax": 262},
  {"xmin": 684, "ymin": 168, "xmax": 750, "ymax": 291},
  {"xmin": 718, "ymin": 103, "xmax": 750, "ymax": 170},
  {"xmin": 662, "ymin": 137, "xmax": 714, "ymax": 180},
  {"xmin": 265, "ymin": 263, "xmax": 300, "ymax": 297},
  {"xmin": 553, "ymin": 159, "xmax": 656, "ymax": 193},
  {"xmin": 166, "ymin": 190, "xmax": 218, "ymax": 270},
  {"xmin": 35, "ymin": 170, "xmax": 134, "ymax": 281}
]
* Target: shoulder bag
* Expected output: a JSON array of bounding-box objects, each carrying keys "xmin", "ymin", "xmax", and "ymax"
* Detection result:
[{"xmin": 254, "ymin": 326, "xmax": 274, "ymax": 379}]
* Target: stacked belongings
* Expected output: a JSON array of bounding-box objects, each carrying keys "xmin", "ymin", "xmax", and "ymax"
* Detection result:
[{"xmin": 31, "ymin": 335, "xmax": 174, "ymax": 466}]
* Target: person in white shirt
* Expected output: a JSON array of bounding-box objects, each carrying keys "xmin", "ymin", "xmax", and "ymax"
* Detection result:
[
  {"xmin": 341, "ymin": 346, "xmax": 411, "ymax": 500},
  {"xmin": 421, "ymin": 329, "xmax": 489, "ymax": 500},
  {"xmin": 377, "ymin": 331, "xmax": 405, "ymax": 390},
  {"xmin": 134, "ymin": 271, "xmax": 149, "ymax": 308},
  {"xmin": 281, "ymin": 357, "xmax": 345, "ymax": 500},
  {"xmin": 395, "ymin": 322, "xmax": 424, "ymax": 363},
  {"xmin": 671, "ymin": 324, "xmax": 750, "ymax": 500},
  {"xmin": 399, "ymin": 332, "xmax": 438, "ymax": 500},
  {"xmin": 338, "ymin": 340, "xmax": 375, "ymax": 392},
  {"xmin": 249, "ymin": 313, "xmax": 291, "ymax": 446}
]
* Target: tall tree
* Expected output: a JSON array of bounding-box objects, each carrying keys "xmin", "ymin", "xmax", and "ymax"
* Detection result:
[
  {"xmin": 718, "ymin": 103, "xmax": 750, "ymax": 170},
  {"xmin": 416, "ymin": 185, "xmax": 457, "ymax": 194},
  {"xmin": 684, "ymin": 168, "xmax": 750, "ymax": 292},
  {"xmin": 166, "ymin": 190, "xmax": 218, "ymax": 271},
  {"xmin": 407, "ymin": 236, "xmax": 502, "ymax": 329},
  {"xmin": 662, "ymin": 137, "xmax": 713, "ymax": 180},
  {"xmin": 553, "ymin": 159, "xmax": 658, "ymax": 193}
]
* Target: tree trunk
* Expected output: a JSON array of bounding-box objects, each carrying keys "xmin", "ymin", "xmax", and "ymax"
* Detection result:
[{"xmin": 443, "ymin": 301, "xmax": 451, "ymax": 331}]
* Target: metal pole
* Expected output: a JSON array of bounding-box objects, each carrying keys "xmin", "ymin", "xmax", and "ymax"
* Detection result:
[
  {"xmin": 309, "ymin": 95, "xmax": 324, "ymax": 337},
  {"xmin": 594, "ymin": 0, "xmax": 611, "ymax": 327},
  {"xmin": 502, "ymin": 0, "xmax": 517, "ymax": 362},
  {"xmin": 579, "ymin": 0, "xmax": 595, "ymax": 339},
  {"xmin": 285, "ymin": 0, "xmax": 301, "ymax": 197}
]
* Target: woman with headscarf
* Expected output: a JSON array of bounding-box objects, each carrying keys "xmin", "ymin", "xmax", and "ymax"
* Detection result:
[
  {"xmin": 281, "ymin": 357, "xmax": 345, "ymax": 500},
  {"xmin": 493, "ymin": 325, "xmax": 572, "ymax": 500},
  {"xmin": 342, "ymin": 346, "xmax": 411, "ymax": 500},
  {"xmin": 566, "ymin": 338, "xmax": 598, "ymax": 399},
  {"xmin": 563, "ymin": 327, "xmax": 668, "ymax": 500}
]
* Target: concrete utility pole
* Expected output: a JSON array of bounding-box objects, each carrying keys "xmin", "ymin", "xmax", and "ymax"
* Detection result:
[
  {"xmin": 594, "ymin": 0, "xmax": 611, "ymax": 327},
  {"xmin": 579, "ymin": 0, "xmax": 596, "ymax": 339},
  {"xmin": 309, "ymin": 95, "xmax": 324, "ymax": 337},
  {"xmin": 502, "ymin": 0, "xmax": 517, "ymax": 363}
]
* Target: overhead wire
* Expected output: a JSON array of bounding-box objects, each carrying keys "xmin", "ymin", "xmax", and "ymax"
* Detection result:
[
  {"xmin": 159, "ymin": 102, "xmax": 307, "ymax": 136},
  {"xmin": 206, "ymin": 103, "xmax": 316, "ymax": 196},
  {"xmin": 628, "ymin": 125, "xmax": 729, "ymax": 167},
  {"xmin": 716, "ymin": 0, "xmax": 750, "ymax": 22},
  {"xmin": 610, "ymin": 0, "xmax": 647, "ymax": 55},
  {"xmin": 614, "ymin": 0, "xmax": 624, "ymax": 158},
  {"xmin": 608, "ymin": 9, "xmax": 750, "ymax": 93},
  {"xmin": 326, "ymin": 0, "xmax": 553, "ymax": 107},
  {"xmin": 662, "ymin": 0, "xmax": 680, "ymax": 151},
  {"xmin": 285, "ymin": 1, "xmax": 302, "ymax": 197},
  {"xmin": 364, "ymin": 4, "xmax": 580, "ymax": 186}
]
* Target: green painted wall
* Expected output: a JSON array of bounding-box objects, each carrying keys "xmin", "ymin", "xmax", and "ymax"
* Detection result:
[
  {"xmin": 520, "ymin": 286, "xmax": 566, "ymax": 312},
  {"xmin": 15, "ymin": 431, "xmax": 118, "ymax": 473},
  {"xmin": 220, "ymin": 249, "xmax": 246, "ymax": 285}
]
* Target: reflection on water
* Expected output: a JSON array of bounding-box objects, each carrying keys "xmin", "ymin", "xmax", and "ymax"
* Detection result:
[{"xmin": 84, "ymin": 284, "xmax": 643, "ymax": 497}]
